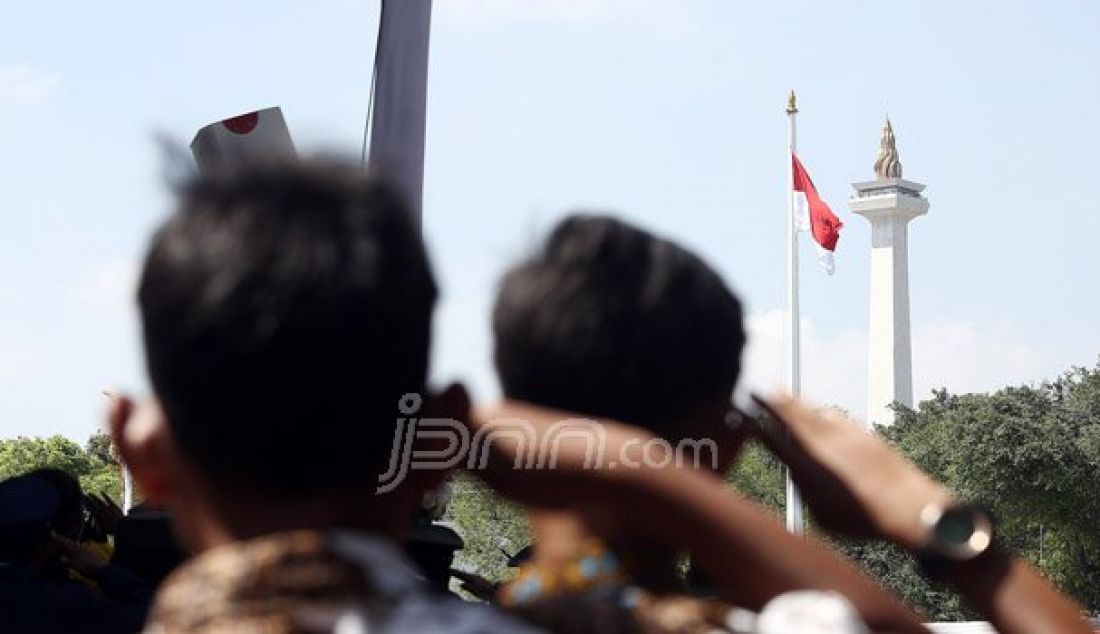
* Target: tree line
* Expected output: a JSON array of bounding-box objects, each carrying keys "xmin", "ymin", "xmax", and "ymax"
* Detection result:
[
  {"xmin": 0, "ymin": 433, "xmax": 122, "ymax": 500},
  {"xmin": 447, "ymin": 362, "xmax": 1100, "ymax": 620},
  {"xmin": 4, "ymin": 361, "xmax": 1097, "ymax": 619}
]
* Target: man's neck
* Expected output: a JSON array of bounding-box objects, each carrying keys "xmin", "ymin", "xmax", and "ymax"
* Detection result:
[
  {"xmin": 174, "ymin": 487, "xmax": 417, "ymax": 552},
  {"xmin": 528, "ymin": 510, "xmax": 590, "ymax": 566},
  {"xmin": 528, "ymin": 509, "xmax": 682, "ymax": 591}
]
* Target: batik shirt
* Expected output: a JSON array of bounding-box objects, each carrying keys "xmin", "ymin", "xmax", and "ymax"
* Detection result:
[
  {"xmin": 498, "ymin": 540, "xmax": 868, "ymax": 634},
  {"xmin": 145, "ymin": 530, "xmax": 538, "ymax": 634}
]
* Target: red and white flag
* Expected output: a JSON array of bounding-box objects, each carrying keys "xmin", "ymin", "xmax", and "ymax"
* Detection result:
[
  {"xmin": 191, "ymin": 107, "xmax": 296, "ymax": 175},
  {"xmin": 792, "ymin": 153, "xmax": 843, "ymax": 274}
]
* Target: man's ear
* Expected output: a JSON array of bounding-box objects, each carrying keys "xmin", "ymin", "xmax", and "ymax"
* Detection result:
[
  {"xmin": 411, "ymin": 382, "xmax": 471, "ymax": 492},
  {"xmin": 107, "ymin": 395, "xmax": 178, "ymax": 504},
  {"xmin": 424, "ymin": 382, "xmax": 472, "ymax": 425}
]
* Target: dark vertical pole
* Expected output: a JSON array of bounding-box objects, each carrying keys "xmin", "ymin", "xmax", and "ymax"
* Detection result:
[{"xmin": 368, "ymin": 0, "xmax": 433, "ymax": 230}]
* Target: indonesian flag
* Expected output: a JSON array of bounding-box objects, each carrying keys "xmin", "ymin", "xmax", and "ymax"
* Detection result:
[{"xmin": 792, "ymin": 153, "xmax": 843, "ymax": 274}]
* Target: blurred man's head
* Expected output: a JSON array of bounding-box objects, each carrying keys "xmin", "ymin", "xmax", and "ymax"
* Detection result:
[
  {"xmin": 493, "ymin": 215, "xmax": 745, "ymax": 457},
  {"xmin": 115, "ymin": 159, "xmax": 449, "ymax": 547},
  {"xmin": 28, "ymin": 469, "xmax": 83, "ymax": 540},
  {"xmin": 0, "ymin": 473, "xmax": 59, "ymax": 568}
]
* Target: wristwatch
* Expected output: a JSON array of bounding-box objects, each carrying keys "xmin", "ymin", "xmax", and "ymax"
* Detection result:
[{"xmin": 915, "ymin": 502, "xmax": 996, "ymax": 578}]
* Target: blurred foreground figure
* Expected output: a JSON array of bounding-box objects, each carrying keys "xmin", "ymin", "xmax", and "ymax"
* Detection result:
[
  {"xmin": 483, "ymin": 215, "xmax": 1090, "ymax": 634},
  {"xmin": 749, "ymin": 395, "xmax": 1093, "ymax": 634},
  {"xmin": 492, "ymin": 215, "xmax": 749, "ymax": 629},
  {"xmin": 0, "ymin": 473, "xmax": 151, "ymax": 633},
  {"xmin": 110, "ymin": 160, "xmax": 535, "ymax": 633},
  {"xmin": 487, "ymin": 215, "xmax": 922, "ymax": 633},
  {"xmin": 111, "ymin": 504, "xmax": 186, "ymax": 586}
]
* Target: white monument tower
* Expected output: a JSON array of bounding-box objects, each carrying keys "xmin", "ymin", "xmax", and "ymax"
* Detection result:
[{"xmin": 849, "ymin": 119, "xmax": 929, "ymax": 425}]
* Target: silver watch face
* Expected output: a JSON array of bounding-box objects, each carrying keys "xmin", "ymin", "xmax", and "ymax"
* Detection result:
[
  {"xmin": 936, "ymin": 507, "xmax": 978, "ymax": 546},
  {"xmin": 929, "ymin": 505, "xmax": 993, "ymax": 560}
]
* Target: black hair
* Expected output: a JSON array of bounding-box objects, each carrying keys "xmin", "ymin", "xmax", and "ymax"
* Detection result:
[
  {"xmin": 138, "ymin": 159, "xmax": 437, "ymax": 494},
  {"xmin": 493, "ymin": 214, "xmax": 744, "ymax": 436}
]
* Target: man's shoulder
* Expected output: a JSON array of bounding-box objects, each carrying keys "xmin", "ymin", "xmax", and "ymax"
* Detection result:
[
  {"xmin": 353, "ymin": 593, "xmax": 542, "ymax": 634},
  {"xmin": 329, "ymin": 530, "xmax": 542, "ymax": 633},
  {"xmin": 146, "ymin": 530, "xmax": 541, "ymax": 633}
]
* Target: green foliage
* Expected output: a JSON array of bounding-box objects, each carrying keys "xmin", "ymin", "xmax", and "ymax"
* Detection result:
[
  {"xmin": 8, "ymin": 363, "xmax": 1098, "ymax": 620},
  {"xmin": 440, "ymin": 362, "xmax": 1100, "ymax": 620},
  {"xmin": 445, "ymin": 474, "xmax": 530, "ymax": 583},
  {"xmin": 0, "ymin": 433, "xmax": 123, "ymax": 501},
  {"xmin": 835, "ymin": 538, "xmax": 970, "ymax": 621},
  {"xmin": 726, "ymin": 442, "xmax": 784, "ymax": 509},
  {"xmin": 837, "ymin": 363, "xmax": 1100, "ymax": 618}
]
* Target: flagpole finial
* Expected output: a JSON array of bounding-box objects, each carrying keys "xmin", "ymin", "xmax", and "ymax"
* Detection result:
[
  {"xmin": 874, "ymin": 116, "xmax": 903, "ymax": 180},
  {"xmin": 786, "ymin": 91, "xmax": 798, "ymax": 115}
]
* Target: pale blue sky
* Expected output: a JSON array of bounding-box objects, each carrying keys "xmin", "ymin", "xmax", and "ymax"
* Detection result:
[{"xmin": 2, "ymin": 0, "xmax": 1099, "ymax": 440}]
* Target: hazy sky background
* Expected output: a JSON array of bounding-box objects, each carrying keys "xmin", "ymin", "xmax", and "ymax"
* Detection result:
[{"xmin": 2, "ymin": 0, "xmax": 1099, "ymax": 440}]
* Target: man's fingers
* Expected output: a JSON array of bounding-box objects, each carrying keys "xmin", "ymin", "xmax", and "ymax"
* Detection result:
[
  {"xmin": 742, "ymin": 414, "xmax": 785, "ymax": 458},
  {"xmin": 106, "ymin": 393, "xmax": 135, "ymax": 442},
  {"xmin": 758, "ymin": 393, "xmax": 815, "ymax": 433},
  {"xmin": 747, "ymin": 394, "xmax": 801, "ymax": 457},
  {"xmin": 757, "ymin": 392, "xmax": 850, "ymax": 445},
  {"xmin": 747, "ymin": 393, "xmax": 838, "ymax": 491}
]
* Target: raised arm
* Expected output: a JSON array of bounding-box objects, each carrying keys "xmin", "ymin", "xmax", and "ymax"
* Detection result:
[
  {"xmin": 469, "ymin": 401, "xmax": 929, "ymax": 633},
  {"xmin": 749, "ymin": 394, "xmax": 1091, "ymax": 634}
]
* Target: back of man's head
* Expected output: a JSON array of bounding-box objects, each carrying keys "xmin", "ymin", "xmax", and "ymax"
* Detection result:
[
  {"xmin": 138, "ymin": 159, "xmax": 436, "ymax": 496},
  {"xmin": 27, "ymin": 469, "xmax": 83, "ymax": 539},
  {"xmin": 0, "ymin": 474, "xmax": 59, "ymax": 565},
  {"xmin": 493, "ymin": 214, "xmax": 744, "ymax": 437}
]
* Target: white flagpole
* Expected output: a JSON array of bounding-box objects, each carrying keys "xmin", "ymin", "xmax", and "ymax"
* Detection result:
[
  {"xmin": 785, "ymin": 91, "xmax": 805, "ymax": 534},
  {"xmin": 122, "ymin": 465, "xmax": 134, "ymax": 513}
]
